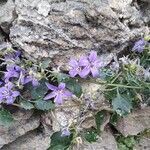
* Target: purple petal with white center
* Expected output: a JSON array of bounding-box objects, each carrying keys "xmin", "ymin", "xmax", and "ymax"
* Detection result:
[
  {"xmin": 91, "ymin": 67, "xmax": 99, "ymax": 77},
  {"xmin": 69, "ymin": 69, "xmax": 78, "ymax": 77},
  {"xmin": 54, "ymin": 94, "xmax": 63, "ymax": 105},
  {"xmin": 44, "ymin": 92, "xmax": 56, "ymax": 100},
  {"xmin": 58, "ymin": 83, "xmax": 66, "ymax": 90},
  {"xmin": 69, "ymin": 59, "xmax": 78, "ymax": 67},
  {"xmin": 79, "ymin": 56, "xmax": 89, "ymax": 66},
  {"xmin": 45, "ymin": 83, "xmax": 58, "ymax": 91},
  {"xmin": 89, "ymin": 51, "xmax": 97, "ymax": 62},
  {"xmin": 79, "ymin": 67, "xmax": 90, "ymax": 78}
]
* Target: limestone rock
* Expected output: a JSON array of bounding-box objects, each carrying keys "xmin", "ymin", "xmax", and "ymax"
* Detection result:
[
  {"xmin": 0, "ymin": 0, "xmax": 17, "ymax": 33},
  {"xmin": 10, "ymin": 0, "xmax": 149, "ymax": 62},
  {"xmin": 134, "ymin": 137, "xmax": 150, "ymax": 150},
  {"xmin": 0, "ymin": 110, "xmax": 40, "ymax": 148},
  {"xmin": 1, "ymin": 130, "xmax": 51, "ymax": 150},
  {"xmin": 115, "ymin": 107, "xmax": 150, "ymax": 137}
]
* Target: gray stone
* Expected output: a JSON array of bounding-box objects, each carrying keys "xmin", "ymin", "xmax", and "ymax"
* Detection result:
[
  {"xmin": 134, "ymin": 137, "xmax": 150, "ymax": 150},
  {"xmin": 0, "ymin": 110, "xmax": 40, "ymax": 148},
  {"xmin": 116, "ymin": 107, "xmax": 150, "ymax": 137},
  {"xmin": 0, "ymin": 0, "xmax": 17, "ymax": 33},
  {"xmin": 9, "ymin": 0, "xmax": 149, "ymax": 64},
  {"xmin": 1, "ymin": 131, "xmax": 51, "ymax": 150}
]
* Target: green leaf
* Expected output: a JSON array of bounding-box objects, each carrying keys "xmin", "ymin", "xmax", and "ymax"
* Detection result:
[
  {"xmin": 0, "ymin": 109, "xmax": 14, "ymax": 127},
  {"xmin": 110, "ymin": 113, "xmax": 121, "ymax": 126},
  {"xmin": 48, "ymin": 131, "xmax": 73, "ymax": 150},
  {"xmin": 26, "ymin": 79, "xmax": 48, "ymax": 100},
  {"xmin": 83, "ymin": 128, "xmax": 98, "ymax": 143},
  {"xmin": 95, "ymin": 110, "xmax": 106, "ymax": 133},
  {"xmin": 35, "ymin": 99, "xmax": 55, "ymax": 111},
  {"xmin": 20, "ymin": 100, "xmax": 34, "ymax": 110},
  {"xmin": 57, "ymin": 73, "xmax": 82, "ymax": 98},
  {"xmin": 112, "ymin": 93, "xmax": 132, "ymax": 116},
  {"xmin": 65, "ymin": 79, "xmax": 82, "ymax": 98},
  {"xmin": 41, "ymin": 59, "xmax": 50, "ymax": 69}
]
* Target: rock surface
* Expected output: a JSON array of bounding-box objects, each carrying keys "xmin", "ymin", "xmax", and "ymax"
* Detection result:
[
  {"xmin": 115, "ymin": 107, "xmax": 150, "ymax": 137},
  {"xmin": 1, "ymin": 130, "xmax": 51, "ymax": 150},
  {"xmin": 74, "ymin": 129, "xmax": 118, "ymax": 150},
  {"xmin": 0, "ymin": 0, "xmax": 16, "ymax": 33},
  {"xmin": 134, "ymin": 137, "xmax": 150, "ymax": 150},
  {"xmin": 9, "ymin": 0, "xmax": 149, "ymax": 62},
  {"xmin": 0, "ymin": 110, "xmax": 40, "ymax": 149}
]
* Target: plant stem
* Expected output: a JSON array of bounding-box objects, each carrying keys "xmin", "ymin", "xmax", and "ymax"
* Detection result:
[{"xmin": 106, "ymin": 83, "xmax": 142, "ymax": 89}]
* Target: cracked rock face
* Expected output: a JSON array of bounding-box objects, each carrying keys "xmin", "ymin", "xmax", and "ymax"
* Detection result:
[
  {"xmin": 8, "ymin": 0, "xmax": 149, "ymax": 62},
  {"xmin": 115, "ymin": 107, "xmax": 150, "ymax": 137},
  {"xmin": 0, "ymin": 110, "xmax": 40, "ymax": 149}
]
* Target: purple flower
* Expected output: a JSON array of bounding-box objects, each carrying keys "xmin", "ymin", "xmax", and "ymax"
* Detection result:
[
  {"xmin": 61, "ymin": 128, "xmax": 71, "ymax": 137},
  {"xmin": 4, "ymin": 51, "xmax": 21, "ymax": 62},
  {"xmin": 23, "ymin": 75, "xmax": 39, "ymax": 87},
  {"xmin": 83, "ymin": 51, "xmax": 102, "ymax": 77},
  {"xmin": 132, "ymin": 39, "xmax": 147, "ymax": 53},
  {"xmin": 0, "ymin": 82, "xmax": 20, "ymax": 104},
  {"xmin": 69, "ymin": 56, "xmax": 89, "ymax": 78},
  {"xmin": 4, "ymin": 65, "xmax": 21, "ymax": 82},
  {"xmin": 44, "ymin": 82, "xmax": 72, "ymax": 105}
]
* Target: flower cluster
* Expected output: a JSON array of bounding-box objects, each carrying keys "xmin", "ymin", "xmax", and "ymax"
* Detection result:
[
  {"xmin": 69, "ymin": 51, "xmax": 102, "ymax": 78},
  {"xmin": 0, "ymin": 51, "xmax": 39, "ymax": 104}
]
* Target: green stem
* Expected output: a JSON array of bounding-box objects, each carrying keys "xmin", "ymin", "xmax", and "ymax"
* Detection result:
[
  {"xmin": 106, "ymin": 83, "xmax": 142, "ymax": 89},
  {"xmin": 111, "ymin": 72, "xmax": 122, "ymax": 84}
]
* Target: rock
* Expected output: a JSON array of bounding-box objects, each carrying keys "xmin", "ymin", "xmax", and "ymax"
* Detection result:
[
  {"xmin": 0, "ymin": 110, "xmax": 40, "ymax": 148},
  {"xmin": 1, "ymin": 130, "xmax": 51, "ymax": 150},
  {"xmin": 0, "ymin": 0, "xmax": 17, "ymax": 33},
  {"xmin": 115, "ymin": 107, "xmax": 150, "ymax": 137},
  {"xmin": 74, "ymin": 129, "xmax": 118, "ymax": 150},
  {"xmin": 51, "ymin": 100, "xmax": 80, "ymax": 131},
  {"xmin": 134, "ymin": 137, "xmax": 150, "ymax": 150},
  {"xmin": 10, "ymin": 0, "xmax": 149, "ymax": 62}
]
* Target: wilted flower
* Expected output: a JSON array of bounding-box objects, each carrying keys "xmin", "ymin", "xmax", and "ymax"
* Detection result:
[
  {"xmin": 61, "ymin": 128, "xmax": 71, "ymax": 137},
  {"xmin": 0, "ymin": 82, "xmax": 20, "ymax": 104},
  {"xmin": 83, "ymin": 51, "xmax": 102, "ymax": 77},
  {"xmin": 132, "ymin": 39, "xmax": 147, "ymax": 53},
  {"xmin": 69, "ymin": 56, "xmax": 89, "ymax": 78},
  {"xmin": 44, "ymin": 82, "xmax": 72, "ymax": 105}
]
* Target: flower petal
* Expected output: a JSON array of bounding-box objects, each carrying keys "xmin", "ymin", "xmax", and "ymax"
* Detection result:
[
  {"xmin": 79, "ymin": 67, "xmax": 90, "ymax": 78},
  {"xmin": 79, "ymin": 56, "xmax": 89, "ymax": 66},
  {"xmin": 6, "ymin": 96, "xmax": 15, "ymax": 104},
  {"xmin": 32, "ymin": 79, "xmax": 39, "ymax": 87},
  {"xmin": 54, "ymin": 94, "xmax": 63, "ymax": 105},
  {"xmin": 69, "ymin": 59, "xmax": 78, "ymax": 67},
  {"xmin": 58, "ymin": 83, "xmax": 66, "ymax": 90},
  {"xmin": 12, "ymin": 91, "xmax": 20, "ymax": 97},
  {"xmin": 44, "ymin": 92, "xmax": 56, "ymax": 100},
  {"xmin": 45, "ymin": 83, "xmax": 57, "ymax": 91},
  {"xmin": 89, "ymin": 51, "xmax": 97, "ymax": 62},
  {"xmin": 91, "ymin": 67, "xmax": 99, "ymax": 77},
  {"xmin": 69, "ymin": 69, "xmax": 78, "ymax": 77}
]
